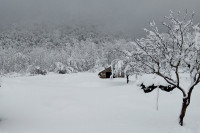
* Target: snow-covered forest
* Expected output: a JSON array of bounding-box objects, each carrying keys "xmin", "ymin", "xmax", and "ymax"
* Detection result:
[{"xmin": 0, "ymin": 24, "xmax": 134, "ymax": 75}]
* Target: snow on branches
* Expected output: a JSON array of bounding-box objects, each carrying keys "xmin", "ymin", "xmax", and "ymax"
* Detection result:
[
  {"xmin": 111, "ymin": 59, "xmax": 124, "ymax": 78},
  {"xmin": 135, "ymin": 11, "xmax": 200, "ymax": 92},
  {"xmin": 133, "ymin": 10, "xmax": 200, "ymax": 126}
]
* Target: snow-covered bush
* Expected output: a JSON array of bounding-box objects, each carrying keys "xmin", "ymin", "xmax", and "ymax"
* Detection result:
[
  {"xmin": 65, "ymin": 66, "xmax": 75, "ymax": 73},
  {"xmin": 28, "ymin": 66, "xmax": 47, "ymax": 75},
  {"xmin": 54, "ymin": 62, "xmax": 68, "ymax": 74},
  {"xmin": 50, "ymin": 62, "xmax": 75, "ymax": 74}
]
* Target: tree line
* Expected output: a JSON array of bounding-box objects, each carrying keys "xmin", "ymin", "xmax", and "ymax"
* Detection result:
[{"xmin": 0, "ymin": 24, "xmax": 133, "ymax": 74}]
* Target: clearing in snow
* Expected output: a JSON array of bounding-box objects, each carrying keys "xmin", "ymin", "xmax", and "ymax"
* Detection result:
[{"xmin": 0, "ymin": 73, "xmax": 199, "ymax": 133}]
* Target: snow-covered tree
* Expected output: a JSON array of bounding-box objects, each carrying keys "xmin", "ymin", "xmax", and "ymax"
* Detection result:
[
  {"xmin": 111, "ymin": 59, "xmax": 125, "ymax": 77},
  {"xmin": 133, "ymin": 11, "xmax": 200, "ymax": 126}
]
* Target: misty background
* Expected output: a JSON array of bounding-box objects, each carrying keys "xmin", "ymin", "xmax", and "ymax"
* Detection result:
[
  {"xmin": 0, "ymin": 0, "xmax": 200, "ymax": 75},
  {"xmin": 0, "ymin": 0, "xmax": 200, "ymax": 37}
]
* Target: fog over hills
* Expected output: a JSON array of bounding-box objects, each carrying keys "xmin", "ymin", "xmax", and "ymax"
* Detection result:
[{"xmin": 0, "ymin": 0, "xmax": 200, "ymax": 37}]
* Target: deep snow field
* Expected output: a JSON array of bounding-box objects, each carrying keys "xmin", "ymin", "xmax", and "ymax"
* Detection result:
[{"xmin": 0, "ymin": 72, "xmax": 200, "ymax": 133}]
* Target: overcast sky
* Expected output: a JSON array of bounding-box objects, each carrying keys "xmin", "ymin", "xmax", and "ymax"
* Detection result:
[{"xmin": 0, "ymin": 0, "xmax": 200, "ymax": 37}]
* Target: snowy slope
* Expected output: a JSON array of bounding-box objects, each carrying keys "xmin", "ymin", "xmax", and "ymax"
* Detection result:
[{"xmin": 0, "ymin": 73, "xmax": 199, "ymax": 133}]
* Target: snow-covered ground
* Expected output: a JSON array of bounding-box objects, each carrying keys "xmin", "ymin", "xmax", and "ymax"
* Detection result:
[{"xmin": 0, "ymin": 72, "xmax": 199, "ymax": 133}]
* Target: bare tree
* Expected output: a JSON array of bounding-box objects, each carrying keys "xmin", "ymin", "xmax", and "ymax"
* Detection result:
[{"xmin": 133, "ymin": 10, "xmax": 200, "ymax": 126}]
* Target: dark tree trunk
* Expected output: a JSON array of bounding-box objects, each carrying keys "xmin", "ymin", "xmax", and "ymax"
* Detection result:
[
  {"xmin": 179, "ymin": 86, "xmax": 194, "ymax": 126},
  {"xmin": 179, "ymin": 98, "xmax": 189, "ymax": 126},
  {"xmin": 126, "ymin": 75, "xmax": 129, "ymax": 84}
]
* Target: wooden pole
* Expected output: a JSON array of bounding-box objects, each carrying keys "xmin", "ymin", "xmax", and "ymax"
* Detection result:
[{"xmin": 156, "ymin": 87, "xmax": 159, "ymax": 111}]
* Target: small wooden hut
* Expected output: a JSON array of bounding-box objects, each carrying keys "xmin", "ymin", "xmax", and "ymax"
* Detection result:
[{"xmin": 98, "ymin": 67, "xmax": 125, "ymax": 78}]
